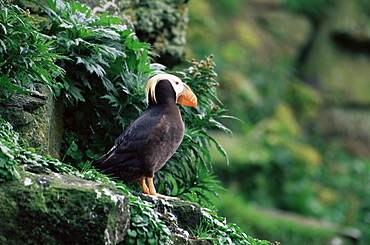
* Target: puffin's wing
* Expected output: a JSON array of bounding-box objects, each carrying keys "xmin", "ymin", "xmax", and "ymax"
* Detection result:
[{"xmin": 92, "ymin": 110, "xmax": 163, "ymax": 171}]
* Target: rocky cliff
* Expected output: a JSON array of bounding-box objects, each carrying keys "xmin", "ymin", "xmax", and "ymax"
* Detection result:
[
  {"xmin": 0, "ymin": 166, "xmax": 213, "ymax": 244},
  {"xmin": 0, "ymin": 84, "xmax": 64, "ymax": 159},
  {"xmin": 0, "ymin": 1, "xmax": 240, "ymax": 244}
]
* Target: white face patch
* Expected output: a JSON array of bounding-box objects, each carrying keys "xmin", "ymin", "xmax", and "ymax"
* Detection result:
[{"xmin": 146, "ymin": 74, "xmax": 185, "ymax": 104}]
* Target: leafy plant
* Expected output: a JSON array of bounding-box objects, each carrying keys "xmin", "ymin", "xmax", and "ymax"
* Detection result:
[
  {"xmin": 0, "ymin": 118, "xmax": 20, "ymax": 182},
  {"xmin": 125, "ymin": 195, "xmax": 173, "ymax": 245},
  {"xmin": 34, "ymin": 0, "xmax": 234, "ymax": 207},
  {"xmin": 37, "ymin": 0, "xmax": 149, "ymax": 105},
  {"xmin": 33, "ymin": 0, "xmax": 157, "ymax": 166},
  {"xmin": 0, "ymin": 0, "xmax": 64, "ymax": 100},
  {"xmin": 196, "ymin": 207, "xmax": 271, "ymax": 245},
  {"xmin": 0, "ymin": 0, "xmax": 277, "ymax": 243}
]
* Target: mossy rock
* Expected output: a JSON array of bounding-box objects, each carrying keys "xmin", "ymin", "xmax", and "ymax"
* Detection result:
[
  {"xmin": 0, "ymin": 169, "xmax": 130, "ymax": 244},
  {"xmin": 0, "ymin": 84, "xmax": 64, "ymax": 159},
  {"xmin": 0, "ymin": 167, "xmax": 217, "ymax": 244},
  {"xmin": 138, "ymin": 193, "xmax": 201, "ymax": 231},
  {"xmin": 137, "ymin": 193, "xmax": 214, "ymax": 245}
]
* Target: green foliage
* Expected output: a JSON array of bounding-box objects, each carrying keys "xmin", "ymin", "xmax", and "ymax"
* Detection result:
[
  {"xmin": 0, "ymin": 0, "xmax": 64, "ymax": 100},
  {"xmin": 38, "ymin": 0, "xmax": 151, "ymax": 105},
  {"xmin": 0, "ymin": 118, "xmax": 20, "ymax": 182},
  {"xmin": 35, "ymin": 0, "xmax": 155, "ymax": 166},
  {"xmin": 125, "ymin": 196, "xmax": 173, "ymax": 245},
  {"xmin": 314, "ymin": 149, "xmax": 370, "ymax": 244},
  {"xmin": 0, "ymin": 116, "xmax": 173, "ymax": 244},
  {"xmin": 193, "ymin": 207, "xmax": 270, "ymax": 245},
  {"xmin": 17, "ymin": 0, "xmax": 232, "ymax": 207}
]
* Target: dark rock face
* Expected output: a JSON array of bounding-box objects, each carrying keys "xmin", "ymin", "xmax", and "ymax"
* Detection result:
[{"xmin": 0, "ymin": 84, "xmax": 64, "ymax": 159}]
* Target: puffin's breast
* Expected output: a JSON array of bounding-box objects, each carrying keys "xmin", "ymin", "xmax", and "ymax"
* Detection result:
[{"xmin": 139, "ymin": 110, "xmax": 184, "ymax": 173}]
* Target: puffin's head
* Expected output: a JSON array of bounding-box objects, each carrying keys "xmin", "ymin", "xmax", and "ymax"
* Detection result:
[{"xmin": 145, "ymin": 74, "xmax": 197, "ymax": 107}]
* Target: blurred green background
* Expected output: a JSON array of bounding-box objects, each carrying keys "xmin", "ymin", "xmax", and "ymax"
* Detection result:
[
  {"xmin": 182, "ymin": 0, "xmax": 370, "ymax": 244},
  {"xmin": 1, "ymin": 0, "xmax": 368, "ymax": 243}
]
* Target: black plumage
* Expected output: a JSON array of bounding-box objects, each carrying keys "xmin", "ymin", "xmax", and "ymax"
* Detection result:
[{"xmin": 93, "ymin": 74, "xmax": 197, "ymax": 198}]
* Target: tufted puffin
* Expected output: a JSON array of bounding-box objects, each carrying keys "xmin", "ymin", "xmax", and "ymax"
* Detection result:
[{"xmin": 93, "ymin": 74, "xmax": 197, "ymax": 199}]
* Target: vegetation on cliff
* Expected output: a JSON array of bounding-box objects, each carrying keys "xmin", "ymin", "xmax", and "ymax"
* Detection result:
[
  {"xmin": 0, "ymin": 0, "xmax": 271, "ymax": 244},
  {"xmin": 0, "ymin": 108, "xmax": 268, "ymax": 244},
  {"xmin": 3, "ymin": 0, "xmax": 369, "ymax": 244}
]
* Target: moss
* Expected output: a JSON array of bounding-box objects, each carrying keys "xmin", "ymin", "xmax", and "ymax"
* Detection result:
[{"xmin": 0, "ymin": 170, "xmax": 129, "ymax": 244}]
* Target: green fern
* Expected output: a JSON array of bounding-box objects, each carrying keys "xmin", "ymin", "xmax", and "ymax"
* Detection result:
[{"xmin": 0, "ymin": 0, "xmax": 64, "ymax": 100}]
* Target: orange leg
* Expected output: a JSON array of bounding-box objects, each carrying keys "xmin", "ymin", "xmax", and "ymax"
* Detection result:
[
  {"xmin": 140, "ymin": 177, "xmax": 179, "ymax": 200},
  {"xmin": 139, "ymin": 179, "xmax": 150, "ymax": 194}
]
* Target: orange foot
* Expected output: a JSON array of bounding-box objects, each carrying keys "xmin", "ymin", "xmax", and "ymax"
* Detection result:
[{"xmin": 139, "ymin": 177, "xmax": 180, "ymax": 200}]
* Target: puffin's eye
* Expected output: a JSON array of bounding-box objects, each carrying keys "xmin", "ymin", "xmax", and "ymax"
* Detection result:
[{"xmin": 175, "ymin": 81, "xmax": 179, "ymax": 85}]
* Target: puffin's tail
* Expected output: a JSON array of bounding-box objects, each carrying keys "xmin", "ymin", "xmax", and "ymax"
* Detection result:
[{"xmin": 92, "ymin": 145, "xmax": 116, "ymax": 170}]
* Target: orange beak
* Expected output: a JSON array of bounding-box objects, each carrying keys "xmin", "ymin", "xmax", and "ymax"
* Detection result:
[{"xmin": 177, "ymin": 83, "xmax": 197, "ymax": 107}]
